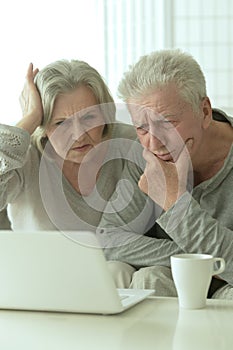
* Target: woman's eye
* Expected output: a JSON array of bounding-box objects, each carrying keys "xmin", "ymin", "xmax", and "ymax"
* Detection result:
[{"xmin": 83, "ymin": 114, "xmax": 95, "ymax": 122}]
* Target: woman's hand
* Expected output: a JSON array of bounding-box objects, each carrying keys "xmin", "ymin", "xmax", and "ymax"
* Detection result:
[{"xmin": 17, "ymin": 63, "xmax": 44, "ymax": 134}]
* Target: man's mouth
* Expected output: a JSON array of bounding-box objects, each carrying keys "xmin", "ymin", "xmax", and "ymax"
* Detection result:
[
  {"xmin": 154, "ymin": 151, "xmax": 174, "ymax": 161},
  {"xmin": 153, "ymin": 139, "xmax": 193, "ymax": 162},
  {"xmin": 72, "ymin": 144, "xmax": 91, "ymax": 152}
]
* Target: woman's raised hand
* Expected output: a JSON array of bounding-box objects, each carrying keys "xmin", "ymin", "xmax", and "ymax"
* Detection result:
[{"xmin": 17, "ymin": 63, "xmax": 44, "ymax": 134}]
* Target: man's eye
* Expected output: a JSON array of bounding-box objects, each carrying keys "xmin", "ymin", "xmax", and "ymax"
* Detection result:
[
  {"xmin": 136, "ymin": 126, "xmax": 148, "ymax": 135},
  {"xmin": 55, "ymin": 121, "xmax": 64, "ymax": 126},
  {"xmin": 163, "ymin": 120, "xmax": 176, "ymax": 128}
]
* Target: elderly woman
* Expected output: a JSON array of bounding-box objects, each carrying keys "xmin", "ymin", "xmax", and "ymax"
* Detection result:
[{"xmin": 0, "ymin": 59, "xmax": 137, "ymax": 233}]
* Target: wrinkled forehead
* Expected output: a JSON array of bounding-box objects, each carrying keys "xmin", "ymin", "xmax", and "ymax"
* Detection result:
[
  {"xmin": 51, "ymin": 104, "xmax": 103, "ymax": 122},
  {"xmin": 127, "ymin": 102, "xmax": 166, "ymax": 126},
  {"xmin": 51, "ymin": 85, "xmax": 100, "ymax": 118}
]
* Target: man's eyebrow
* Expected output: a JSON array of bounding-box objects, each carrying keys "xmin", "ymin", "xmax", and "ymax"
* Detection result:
[
  {"xmin": 132, "ymin": 110, "xmax": 178, "ymax": 127},
  {"xmin": 151, "ymin": 113, "xmax": 178, "ymax": 122},
  {"xmin": 51, "ymin": 116, "xmax": 66, "ymax": 122},
  {"xmin": 133, "ymin": 121, "xmax": 149, "ymax": 128},
  {"xmin": 163, "ymin": 113, "xmax": 178, "ymax": 118}
]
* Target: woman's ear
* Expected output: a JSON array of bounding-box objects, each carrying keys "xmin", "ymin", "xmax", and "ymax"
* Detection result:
[{"xmin": 201, "ymin": 97, "xmax": 212, "ymax": 130}]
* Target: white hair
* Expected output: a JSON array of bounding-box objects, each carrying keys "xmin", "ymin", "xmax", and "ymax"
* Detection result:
[
  {"xmin": 118, "ymin": 49, "xmax": 207, "ymax": 112},
  {"xmin": 32, "ymin": 59, "xmax": 116, "ymax": 153}
]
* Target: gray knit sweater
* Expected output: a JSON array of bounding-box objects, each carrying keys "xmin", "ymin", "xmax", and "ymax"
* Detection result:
[{"xmin": 0, "ymin": 122, "xmax": 137, "ymax": 232}]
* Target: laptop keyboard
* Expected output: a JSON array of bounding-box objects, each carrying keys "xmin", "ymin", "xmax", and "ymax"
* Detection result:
[{"xmin": 119, "ymin": 295, "xmax": 130, "ymax": 301}]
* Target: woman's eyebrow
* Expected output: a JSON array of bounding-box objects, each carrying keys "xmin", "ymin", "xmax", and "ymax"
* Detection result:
[
  {"xmin": 53, "ymin": 107, "xmax": 100, "ymax": 121},
  {"xmin": 79, "ymin": 106, "xmax": 101, "ymax": 116}
]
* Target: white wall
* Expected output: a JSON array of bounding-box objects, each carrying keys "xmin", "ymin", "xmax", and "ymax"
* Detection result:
[
  {"xmin": 172, "ymin": 0, "xmax": 233, "ymax": 111},
  {"xmin": 102, "ymin": 0, "xmax": 233, "ymax": 111},
  {"xmin": 1, "ymin": 0, "xmax": 232, "ymax": 126},
  {"xmin": 0, "ymin": 0, "xmax": 104, "ymax": 125}
]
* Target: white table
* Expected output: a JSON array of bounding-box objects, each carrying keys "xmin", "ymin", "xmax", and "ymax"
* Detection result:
[{"xmin": 0, "ymin": 297, "xmax": 232, "ymax": 350}]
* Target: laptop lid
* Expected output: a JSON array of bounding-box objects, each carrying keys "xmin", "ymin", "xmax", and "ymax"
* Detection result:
[{"xmin": 0, "ymin": 231, "xmax": 153, "ymax": 314}]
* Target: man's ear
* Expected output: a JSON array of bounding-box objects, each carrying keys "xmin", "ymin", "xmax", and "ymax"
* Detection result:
[{"xmin": 201, "ymin": 97, "xmax": 212, "ymax": 130}]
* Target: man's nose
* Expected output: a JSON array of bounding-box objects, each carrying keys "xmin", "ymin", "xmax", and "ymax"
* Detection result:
[{"xmin": 148, "ymin": 127, "xmax": 165, "ymax": 150}]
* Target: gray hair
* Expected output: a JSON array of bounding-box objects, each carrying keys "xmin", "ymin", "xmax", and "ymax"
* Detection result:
[
  {"xmin": 118, "ymin": 49, "xmax": 207, "ymax": 112},
  {"xmin": 32, "ymin": 59, "xmax": 116, "ymax": 153}
]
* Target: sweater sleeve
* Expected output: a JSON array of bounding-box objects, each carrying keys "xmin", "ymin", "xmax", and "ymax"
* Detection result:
[
  {"xmin": 0, "ymin": 124, "xmax": 31, "ymax": 209},
  {"xmin": 157, "ymin": 192, "xmax": 233, "ymax": 285},
  {"xmin": 97, "ymin": 143, "xmax": 184, "ymax": 268}
]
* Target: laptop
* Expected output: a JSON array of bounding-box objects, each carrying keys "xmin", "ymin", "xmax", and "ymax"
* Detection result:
[{"xmin": 0, "ymin": 230, "xmax": 154, "ymax": 314}]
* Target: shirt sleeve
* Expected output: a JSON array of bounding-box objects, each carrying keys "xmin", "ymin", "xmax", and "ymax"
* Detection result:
[
  {"xmin": 157, "ymin": 192, "xmax": 233, "ymax": 285},
  {"xmin": 97, "ymin": 141, "xmax": 184, "ymax": 268},
  {"xmin": 0, "ymin": 124, "xmax": 31, "ymax": 209}
]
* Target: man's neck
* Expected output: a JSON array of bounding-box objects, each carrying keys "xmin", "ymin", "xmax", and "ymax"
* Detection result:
[{"xmin": 192, "ymin": 120, "xmax": 233, "ymax": 185}]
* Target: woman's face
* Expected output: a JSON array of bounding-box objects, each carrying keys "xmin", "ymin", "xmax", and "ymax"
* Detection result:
[{"xmin": 45, "ymin": 85, "xmax": 105, "ymax": 164}]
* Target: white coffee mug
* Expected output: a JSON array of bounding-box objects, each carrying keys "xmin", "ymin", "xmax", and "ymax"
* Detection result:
[{"xmin": 170, "ymin": 253, "xmax": 225, "ymax": 309}]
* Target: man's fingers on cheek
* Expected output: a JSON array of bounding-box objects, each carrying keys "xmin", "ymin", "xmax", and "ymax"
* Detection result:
[
  {"xmin": 142, "ymin": 148, "xmax": 148, "ymax": 157},
  {"xmin": 177, "ymin": 141, "xmax": 193, "ymax": 169},
  {"xmin": 185, "ymin": 138, "xmax": 194, "ymax": 149},
  {"xmin": 138, "ymin": 179, "xmax": 143, "ymax": 192},
  {"xmin": 181, "ymin": 138, "xmax": 193, "ymax": 159},
  {"xmin": 138, "ymin": 175, "xmax": 148, "ymax": 193},
  {"xmin": 142, "ymin": 148, "xmax": 154, "ymax": 162}
]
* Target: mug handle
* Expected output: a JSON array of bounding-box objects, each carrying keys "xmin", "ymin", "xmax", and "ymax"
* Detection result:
[{"xmin": 213, "ymin": 257, "xmax": 225, "ymax": 275}]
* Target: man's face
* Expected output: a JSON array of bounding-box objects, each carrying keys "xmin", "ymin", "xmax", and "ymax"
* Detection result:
[{"xmin": 128, "ymin": 84, "xmax": 207, "ymax": 163}]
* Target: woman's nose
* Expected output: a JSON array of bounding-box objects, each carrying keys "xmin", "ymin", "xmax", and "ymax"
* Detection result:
[{"xmin": 71, "ymin": 117, "xmax": 85, "ymax": 139}]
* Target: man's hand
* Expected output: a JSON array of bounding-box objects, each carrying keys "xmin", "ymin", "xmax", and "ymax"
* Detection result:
[{"xmin": 138, "ymin": 139, "xmax": 193, "ymax": 211}]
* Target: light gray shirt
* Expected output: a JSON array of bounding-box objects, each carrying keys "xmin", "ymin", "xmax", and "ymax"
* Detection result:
[{"xmin": 97, "ymin": 109, "xmax": 233, "ymax": 285}]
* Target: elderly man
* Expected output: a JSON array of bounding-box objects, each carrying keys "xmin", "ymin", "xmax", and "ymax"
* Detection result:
[{"xmin": 98, "ymin": 49, "xmax": 233, "ymax": 299}]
